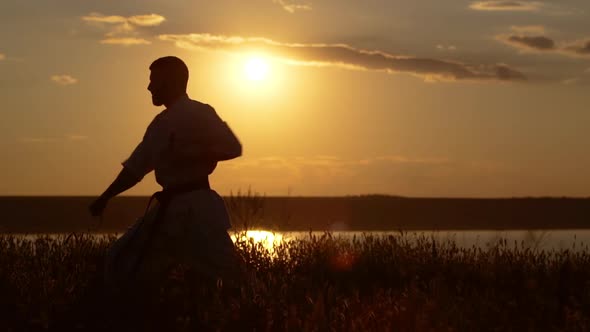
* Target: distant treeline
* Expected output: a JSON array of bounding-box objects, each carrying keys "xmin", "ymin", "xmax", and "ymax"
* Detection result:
[{"xmin": 0, "ymin": 196, "xmax": 589, "ymax": 233}]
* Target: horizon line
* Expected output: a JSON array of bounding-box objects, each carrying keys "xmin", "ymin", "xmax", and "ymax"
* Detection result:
[{"xmin": 1, "ymin": 195, "xmax": 589, "ymax": 200}]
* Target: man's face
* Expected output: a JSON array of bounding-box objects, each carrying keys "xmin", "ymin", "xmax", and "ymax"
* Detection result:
[{"xmin": 147, "ymin": 69, "xmax": 168, "ymax": 106}]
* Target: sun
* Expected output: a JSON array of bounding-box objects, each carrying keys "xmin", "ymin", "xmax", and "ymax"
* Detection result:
[
  {"xmin": 226, "ymin": 53, "xmax": 282, "ymax": 98},
  {"xmin": 244, "ymin": 57, "xmax": 269, "ymax": 81}
]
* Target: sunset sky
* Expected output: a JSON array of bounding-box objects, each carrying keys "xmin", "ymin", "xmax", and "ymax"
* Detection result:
[{"xmin": 1, "ymin": 0, "xmax": 589, "ymax": 197}]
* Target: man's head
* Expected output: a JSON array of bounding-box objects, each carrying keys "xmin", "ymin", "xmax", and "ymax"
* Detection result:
[{"xmin": 148, "ymin": 56, "xmax": 189, "ymax": 107}]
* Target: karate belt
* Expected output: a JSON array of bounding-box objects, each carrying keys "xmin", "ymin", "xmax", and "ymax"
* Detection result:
[{"xmin": 128, "ymin": 177, "xmax": 211, "ymax": 279}]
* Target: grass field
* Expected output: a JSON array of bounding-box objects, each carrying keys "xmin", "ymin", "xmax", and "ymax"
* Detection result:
[{"xmin": 1, "ymin": 231, "xmax": 589, "ymax": 331}]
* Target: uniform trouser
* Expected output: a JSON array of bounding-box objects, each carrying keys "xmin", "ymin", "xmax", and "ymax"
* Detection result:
[{"xmin": 104, "ymin": 189, "xmax": 242, "ymax": 289}]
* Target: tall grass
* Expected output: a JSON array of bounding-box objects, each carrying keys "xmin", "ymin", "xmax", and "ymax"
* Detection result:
[
  {"xmin": 226, "ymin": 187, "xmax": 266, "ymax": 231},
  {"xmin": 1, "ymin": 231, "xmax": 589, "ymax": 331}
]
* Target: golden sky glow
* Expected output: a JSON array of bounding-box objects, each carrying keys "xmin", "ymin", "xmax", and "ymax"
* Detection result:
[{"xmin": 0, "ymin": 0, "xmax": 589, "ymax": 197}]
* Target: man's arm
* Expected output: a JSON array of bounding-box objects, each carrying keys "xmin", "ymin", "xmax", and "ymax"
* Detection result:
[
  {"xmin": 100, "ymin": 167, "xmax": 142, "ymax": 200},
  {"xmin": 199, "ymin": 121, "xmax": 242, "ymax": 161},
  {"xmin": 89, "ymin": 167, "xmax": 141, "ymax": 217},
  {"xmin": 89, "ymin": 113, "xmax": 163, "ymax": 217},
  {"xmin": 172, "ymin": 121, "xmax": 242, "ymax": 163}
]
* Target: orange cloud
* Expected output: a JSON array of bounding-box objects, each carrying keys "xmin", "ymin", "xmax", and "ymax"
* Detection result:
[
  {"xmin": 563, "ymin": 40, "xmax": 590, "ymax": 56},
  {"xmin": 436, "ymin": 45, "xmax": 457, "ymax": 51},
  {"xmin": 497, "ymin": 33, "xmax": 590, "ymax": 58},
  {"xmin": 469, "ymin": 1, "xmax": 542, "ymax": 12},
  {"xmin": 159, "ymin": 33, "xmax": 526, "ymax": 82},
  {"xmin": 81, "ymin": 12, "xmax": 165, "ymax": 46},
  {"xmin": 66, "ymin": 135, "xmax": 89, "ymax": 141},
  {"xmin": 50, "ymin": 74, "xmax": 78, "ymax": 85},
  {"xmin": 507, "ymin": 35, "xmax": 555, "ymax": 50},
  {"xmin": 81, "ymin": 13, "xmax": 128, "ymax": 24},
  {"xmin": 126, "ymin": 14, "xmax": 166, "ymax": 26},
  {"xmin": 82, "ymin": 13, "xmax": 165, "ymax": 26},
  {"xmin": 100, "ymin": 37, "xmax": 151, "ymax": 45},
  {"xmin": 272, "ymin": 0, "xmax": 312, "ymax": 13}
]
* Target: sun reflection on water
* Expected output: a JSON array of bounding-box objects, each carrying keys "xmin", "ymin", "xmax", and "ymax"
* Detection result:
[{"xmin": 231, "ymin": 230, "xmax": 284, "ymax": 252}]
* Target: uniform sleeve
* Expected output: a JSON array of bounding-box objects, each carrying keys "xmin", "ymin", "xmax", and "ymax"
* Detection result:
[
  {"xmin": 174, "ymin": 106, "xmax": 242, "ymax": 162},
  {"xmin": 121, "ymin": 115, "xmax": 171, "ymax": 180},
  {"xmin": 207, "ymin": 119, "xmax": 242, "ymax": 161}
]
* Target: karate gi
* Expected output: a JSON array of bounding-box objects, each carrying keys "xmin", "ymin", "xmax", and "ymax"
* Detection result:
[{"xmin": 104, "ymin": 94, "xmax": 243, "ymax": 286}]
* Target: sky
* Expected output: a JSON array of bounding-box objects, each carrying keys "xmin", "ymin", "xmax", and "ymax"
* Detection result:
[{"xmin": 0, "ymin": 0, "xmax": 589, "ymax": 197}]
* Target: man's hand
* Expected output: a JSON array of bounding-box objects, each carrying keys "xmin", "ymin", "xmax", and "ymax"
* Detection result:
[
  {"xmin": 89, "ymin": 167, "xmax": 141, "ymax": 218},
  {"xmin": 89, "ymin": 196, "xmax": 109, "ymax": 217}
]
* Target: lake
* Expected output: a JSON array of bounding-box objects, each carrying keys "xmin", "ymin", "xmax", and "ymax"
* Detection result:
[
  {"xmin": 230, "ymin": 229, "xmax": 590, "ymax": 252},
  {"xmin": 9, "ymin": 229, "xmax": 590, "ymax": 252}
]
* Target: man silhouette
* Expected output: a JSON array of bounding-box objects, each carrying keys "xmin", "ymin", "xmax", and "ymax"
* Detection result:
[{"xmin": 89, "ymin": 56, "xmax": 243, "ymax": 287}]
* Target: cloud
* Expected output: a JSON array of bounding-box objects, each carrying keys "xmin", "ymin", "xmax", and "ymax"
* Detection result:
[
  {"xmin": 81, "ymin": 12, "xmax": 165, "ymax": 45},
  {"xmin": 561, "ymin": 78, "xmax": 579, "ymax": 85},
  {"xmin": 506, "ymin": 35, "xmax": 556, "ymax": 50},
  {"xmin": 272, "ymin": 0, "xmax": 312, "ymax": 13},
  {"xmin": 495, "ymin": 64, "xmax": 527, "ymax": 80},
  {"xmin": 436, "ymin": 45, "xmax": 457, "ymax": 51},
  {"xmin": 470, "ymin": 2, "xmax": 575, "ymax": 15},
  {"xmin": 469, "ymin": 1, "xmax": 542, "ymax": 12},
  {"xmin": 81, "ymin": 13, "xmax": 128, "ymax": 24},
  {"xmin": 82, "ymin": 13, "xmax": 165, "ymax": 26},
  {"xmin": 561, "ymin": 75, "xmax": 590, "ymax": 85},
  {"xmin": 158, "ymin": 33, "xmax": 526, "ymax": 82},
  {"xmin": 50, "ymin": 74, "xmax": 78, "ymax": 85},
  {"xmin": 100, "ymin": 37, "xmax": 151, "ymax": 45},
  {"xmin": 66, "ymin": 135, "xmax": 88, "ymax": 141},
  {"xmin": 564, "ymin": 40, "xmax": 590, "ymax": 56},
  {"xmin": 497, "ymin": 33, "xmax": 590, "ymax": 58},
  {"xmin": 127, "ymin": 14, "xmax": 166, "ymax": 26}
]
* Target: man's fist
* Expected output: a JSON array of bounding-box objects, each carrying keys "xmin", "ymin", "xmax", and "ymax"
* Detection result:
[{"xmin": 89, "ymin": 196, "xmax": 109, "ymax": 217}]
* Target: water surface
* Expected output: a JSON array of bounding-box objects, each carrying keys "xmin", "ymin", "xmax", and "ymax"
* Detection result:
[
  {"xmin": 235, "ymin": 229, "xmax": 589, "ymax": 252},
  {"xmin": 11, "ymin": 229, "xmax": 590, "ymax": 252}
]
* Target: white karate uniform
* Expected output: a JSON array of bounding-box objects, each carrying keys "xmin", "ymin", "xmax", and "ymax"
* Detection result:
[{"xmin": 105, "ymin": 94, "xmax": 242, "ymax": 285}]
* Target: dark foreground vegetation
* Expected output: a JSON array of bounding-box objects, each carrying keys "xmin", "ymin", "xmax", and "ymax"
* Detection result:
[{"xmin": 1, "ymin": 233, "xmax": 590, "ymax": 331}]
